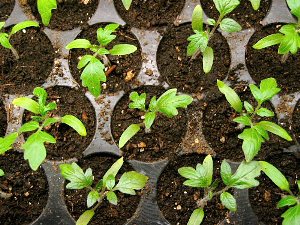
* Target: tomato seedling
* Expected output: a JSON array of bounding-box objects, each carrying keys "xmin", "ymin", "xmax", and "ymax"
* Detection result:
[
  {"xmin": 122, "ymin": 0, "xmax": 132, "ymax": 10},
  {"xmin": 0, "ymin": 21, "xmax": 39, "ymax": 59},
  {"xmin": 12, "ymin": 87, "xmax": 87, "ymax": 170},
  {"xmin": 118, "ymin": 88, "xmax": 193, "ymax": 148},
  {"xmin": 217, "ymin": 78, "xmax": 292, "ymax": 162},
  {"xmin": 66, "ymin": 23, "xmax": 137, "ymax": 97},
  {"xmin": 179, "ymin": 155, "xmax": 261, "ymax": 225},
  {"xmin": 188, "ymin": 2, "xmax": 241, "ymax": 73},
  {"xmin": 253, "ymin": 0, "xmax": 300, "ymax": 63},
  {"xmin": 60, "ymin": 157, "xmax": 148, "ymax": 225},
  {"xmin": 0, "ymin": 133, "xmax": 18, "ymax": 176}
]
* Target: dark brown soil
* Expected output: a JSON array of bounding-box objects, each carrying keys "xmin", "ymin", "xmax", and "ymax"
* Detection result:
[
  {"xmin": 0, "ymin": 0, "xmax": 14, "ymax": 21},
  {"xmin": 69, "ymin": 23, "xmax": 142, "ymax": 94},
  {"xmin": 201, "ymin": 0, "xmax": 271, "ymax": 29},
  {"xmin": 0, "ymin": 99, "xmax": 6, "ymax": 137},
  {"xmin": 23, "ymin": 86, "xmax": 96, "ymax": 161},
  {"xmin": 0, "ymin": 27, "xmax": 55, "ymax": 95},
  {"xmin": 113, "ymin": 0, "xmax": 185, "ymax": 29},
  {"xmin": 157, "ymin": 23, "xmax": 230, "ymax": 94},
  {"xmin": 249, "ymin": 152, "xmax": 300, "ymax": 225},
  {"xmin": 157, "ymin": 154, "xmax": 229, "ymax": 225},
  {"xmin": 111, "ymin": 86, "xmax": 188, "ymax": 161},
  {"xmin": 26, "ymin": 0, "xmax": 99, "ymax": 31},
  {"xmin": 0, "ymin": 151, "xmax": 48, "ymax": 225},
  {"xmin": 246, "ymin": 24, "xmax": 300, "ymax": 94},
  {"xmin": 291, "ymin": 99, "xmax": 300, "ymax": 143},
  {"xmin": 202, "ymin": 85, "xmax": 289, "ymax": 162},
  {"xmin": 65, "ymin": 154, "xmax": 142, "ymax": 225}
]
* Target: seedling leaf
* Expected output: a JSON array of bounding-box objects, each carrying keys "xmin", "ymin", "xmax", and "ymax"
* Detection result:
[
  {"xmin": 0, "ymin": 132, "xmax": 18, "ymax": 154},
  {"xmin": 13, "ymin": 97, "xmax": 40, "ymax": 114},
  {"xmin": 76, "ymin": 210, "xmax": 95, "ymax": 225},
  {"xmin": 122, "ymin": 0, "xmax": 133, "ymax": 10},
  {"xmin": 217, "ymin": 80, "xmax": 242, "ymax": 112},
  {"xmin": 103, "ymin": 157, "xmax": 124, "ymax": 184},
  {"xmin": 187, "ymin": 208, "xmax": 204, "ymax": 225},
  {"xmin": 19, "ymin": 121, "xmax": 40, "ymax": 133},
  {"xmin": 10, "ymin": 21, "xmax": 39, "ymax": 36},
  {"xmin": 220, "ymin": 192, "xmax": 237, "ymax": 212},
  {"xmin": 192, "ymin": 5, "xmax": 203, "ymax": 32},
  {"xmin": 109, "ymin": 44, "xmax": 137, "ymax": 55},
  {"xmin": 249, "ymin": 0, "xmax": 261, "ymax": 10},
  {"xmin": 203, "ymin": 46, "xmax": 214, "ymax": 73},
  {"xmin": 87, "ymin": 190, "xmax": 100, "ymax": 208},
  {"xmin": 282, "ymin": 204, "xmax": 300, "ymax": 225},
  {"xmin": 220, "ymin": 18, "xmax": 242, "ymax": 33},
  {"xmin": 257, "ymin": 121, "xmax": 292, "ymax": 141},
  {"xmin": 66, "ymin": 39, "xmax": 92, "ymax": 49},
  {"xmin": 115, "ymin": 171, "xmax": 148, "ymax": 195},
  {"xmin": 119, "ymin": 124, "xmax": 141, "ymax": 148},
  {"xmin": 253, "ymin": 34, "xmax": 284, "ymax": 49},
  {"xmin": 287, "ymin": 0, "xmax": 300, "ymax": 19},
  {"xmin": 37, "ymin": 0, "xmax": 57, "ymax": 26},
  {"xmin": 107, "ymin": 191, "xmax": 118, "ymax": 205},
  {"xmin": 277, "ymin": 196, "xmax": 298, "ymax": 208},
  {"xmin": 61, "ymin": 115, "xmax": 87, "ymax": 136}
]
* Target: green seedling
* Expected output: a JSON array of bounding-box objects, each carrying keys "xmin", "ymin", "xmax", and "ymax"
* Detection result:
[
  {"xmin": 187, "ymin": 2, "xmax": 241, "ymax": 73},
  {"xmin": 217, "ymin": 77, "xmax": 292, "ymax": 162},
  {"xmin": 12, "ymin": 87, "xmax": 87, "ymax": 171},
  {"xmin": 0, "ymin": 21, "xmax": 39, "ymax": 59},
  {"xmin": 122, "ymin": 0, "xmax": 132, "ymax": 10},
  {"xmin": 37, "ymin": 0, "xmax": 57, "ymax": 26},
  {"xmin": 253, "ymin": 0, "xmax": 300, "ymax": 63},
  {"xmin": 0, "ymin": 132, "xmax": 18, "ymax": 176},
  {"xmin": 66, "ymin": 23, "xmax": 137, "ymax": 97},
  {"xmin": 60, "ymin": 157, "xmax": 148, "ymax": 225},
  {"xmin": 179, "ymin": 155, "xmax": 261, "ymax": 225},
  {"xmin": 260, "ymin": 161, "xmax": 300, "ymax": 225},
  {"xmin": 118, "ymin": 88, "xmax": 193, "ymax": 148},
  {"xmin": 249, "ymin": 0, "xmax": 261, "ymax": 10}
]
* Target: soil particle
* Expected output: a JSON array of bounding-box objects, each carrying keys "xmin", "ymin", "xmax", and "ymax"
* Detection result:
[
  {"xmin": 291, "ymin": 99, "xmax": 300, "ymax": 144},
  {"xmin": 0, "ymin": 0, "xmax": 15, "ymax": 21},
  {"xmin": 0, "ymin": 99, "xmax": 7, "ymax": 137}
]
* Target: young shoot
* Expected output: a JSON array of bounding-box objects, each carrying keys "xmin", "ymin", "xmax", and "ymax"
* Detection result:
[
  {"xmin": 253, "ymin": 0, "xmax": 300, "ymax": 63},
  {"xmin": 66, "ymin": 23, "xmax": 137, "ymax": 97},
  {"xmin": 249, "ymin": 0, "xmax": 261, "ymax": 10},
  {"xmin": 260, "ymin": 161, "xmax": 300, "ymax": 225},
  {"xmin": 0, "ymin": 132, "xmax": 18, "ymax": 176},
  {"xmin": 178, "ymin": 155, "xmax": 261, "ymax": 225},
  {"xmin": 12, "ymin": 87, "xmax": 87, "ymax": 171},
  {"xmin": 60, "ymin": 157, "xmax": 148, "ymax": 225},
  {"xmin": 37, "ymin": 0, "xmax": 57, "ymax": 26},
  {"xmin": 122, "ymin": 0, "xmax": 132, "ymax": 10},
  {"xmin": 217, "ymin": 78, "xmax": 292, "ymax": 162},
  {"xmin": 0, "ymin": 21, "xmax": 39, "ymax": 59},
  {"xmin": 118, "ymin": 88, "xmax": 193, "ymax": 148},
  {"xmin": 187, "ymin": 2, "xmax": 241, "ymax": 73}
]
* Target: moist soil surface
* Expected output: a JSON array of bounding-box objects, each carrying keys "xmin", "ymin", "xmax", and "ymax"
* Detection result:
[
  {"xmin": 0, "ymin": 152, "xmax": 48, "ymax": 225},
  {"xmin": 249, "ymin": 152, "xmax": 300, "ymax": 225},
  {"xmin": 69, "ymin": 23, "xmax": 142, "ymax": 94},
  {"xmin": 26, "ymin": 0, "xmax": 99, "ymax": 31},
  {"xmin": 23, "ymin": 86, "xmax": 96, "ymax": 161},
  {"xmin": 113, "ymin": 0, "xmax": 185, "ymax": 29},
  {"xmin": 246, "ymin": 24, "xmax": 300, "ymax": 94},
  {"xmin": 65, "ymin": 154, "xmax": 142, "ymax": 225},
  {"xmin": 157, "ymin": 154, "xmax": 229, "ymax": 225},
  {"xmin": 201, "ymin": 0, "xmax": 271, "ymax": 29},
  {"xmin": 0, "ymin": 0, "xmax": 15, "ymax": 21},
  {"xmin": 111, "ymin": 86, "xmax": 188, "ymax": 161},
  {"xmin": 157, "ymin": 23, "xmax": 230, "ymax": 94},
  {"xmin": 201, "ymin": 84, "xmax": 290, "ymax": 162},
  {"xmin": 0, "ymin": 99, "xmax": 7, "ymax": 137},
  {"xmin": 291, "ymin": 99, "xmax": 300, "ymax": 144},
  {"xmin": 0, "ymin": 27, "xmax": 55, "ymax": 95}
]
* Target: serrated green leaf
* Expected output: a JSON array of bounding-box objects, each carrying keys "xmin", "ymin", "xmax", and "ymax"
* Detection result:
[
  {"xmin": 129, "ymin": 92, "xmax": 146, "ymax": 110},
  {"xmin": 249, "ymin": 0, "xmax": 261, "ymax": 10},
  {"xmin": 97, "ymin": 24, "xmax": 119, "ymax": 46},
  {"xmin": 37, "ymin": 0, "xmax": 57, "ymax": 26},
  {"xmin": 13, "ymin": 97, "xmax": 40, "ymax": 114},
  {"xmin": 278, "ymin": 33, "xmax": 298, "ymax": 55},
  {"xmin": 207, "ymin": 18, "xmax": 216, "ymax": 26},
  {"xmin": 106, "ymin": 174, "xmax": 116, "ymax": 190},
  {"xmin": 109, "ymin": 44, "xmax": 137, "ymax": 55},
  {"xmin": 259, "ymin": 161, "xmax": 290, "ymax": 192},
  {"xmin": 33, "ymin": 87, "xmax": 47, "ymax": 106},
  {"xmin": 66, "ymin": 39, "xmax": 92, "ymax": 49},
  {"xmin": 61, "ymin": 115, "xmax": 87, "ymax": 136},
  {"xmin": 187, "ymin": 31, "xmax": 209, "ymax": 56},
  {"xmin": 119, "ymin": 124, "xmax": 141, "ymax": 148},
  {"xmin": 144, "ymin": 111, "xmax": 156, "ymax": 129},
  {"xmin": 217, "ymin": 80, "xmax": 242, "ymax": 112},
  {"xmin": 220, "ymin": 192, "xmax": 237, "ymax": 212},
  {"xmin": 282, "ymin": 204, "xmax": 300, "ymax": 225},
  {"xmin": 220, "ymin": 18, "xmax": 242, "ymax": 33},
  {"xmin": 187, "ymin": 208, "xmax": 204, "ymax": 225},
  {"xmin": 76, "ymin": 210, "xmax": 95, "ymax": 225},
  {"xmin": 259, "ymin": 78, "xmax": 281, "ymax": 102},
  {"xmin": 253, "ymin": 124, "xmax": 269, "ymax": 140},
  {"xmin": 233, "ymin": 115, "xmax": 252, "ymax": 126},
  {"xmin": 60, "ymin": 162, "xmax": 93, "ymax": 189},
  {"xmin": 78, "ymin": 55, "xmax": 94, "ymax": 69},
  {"xmin": 10, "ymin": 21, "xmax": 39, "ymax": 36},
  {"xmin": 107, "ymin": 191, "xmax": 118, "ymax": 205},
  {"xmin": 192, "ymin": 5, "xmax": 203, "ymax": 32},
  {"xmin": 0, "ymin": 132, "xmax": 18, "ymax": 155},
  {"xmin": 87, "ymin": 190, "xmax": 100, "ymax": 208},
  {"xmin": 257, "ymin": 108, "xmax": 274, "ymax": 117},
  {"xmin": 257, "ymin": 121, "xmax": 292, "ymax": 141},
  {"xmin": 122, "ymin": 0, "xmax": 133, "ymax": 10},
  {"xmin": 19, "ymin": 121, "xmax": 40, "ymax": 133},
  {"xmin": 203, "ymin": 46, "xmax": 214, "ymax": 73},
  {"xmin": 221, "ymin": 160, "xmax": 232, "ymax": 185},
  {"xmin": 249, "ymin": 84, "xmax": 263, "ymax": 103},
  {"xmin": 277, "ymin": 196, "xmax": 298, "ymax": 208},
  {"xmin": 115, "ymin": 171, "xmax": 148, "ymax": 194},
  {"xmin": 103, "ymin": 157, "xmax": 123, "ymax": 184},
  {"xmin": 287, "ymin": 0, "xmax": 300, "ymax": 19},
  {"xmin": 253, "ymin": 34, "xmax": 284, "ymax": 49},
  {"xmin": 213, "ymin": 0, "xmax": 240, "ymax": 16},
  {"xmin": 178, "ymin": 167, "xmax": 200, "ymax": 180},
  {"xmin": 203, "ymin": 155, "xmax": 213, "ymax": 186}
]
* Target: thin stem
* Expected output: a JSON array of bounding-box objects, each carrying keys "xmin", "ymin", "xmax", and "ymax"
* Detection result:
[
  {"xmin": 10, "ymin": 46, "xmax": 20, "ymax": 60},
  {"xmin": 196, "ymin": 186, "xmax": 230, "ymax": 208},
  {"xmin": 281, "ymin": 53, "xmax": 289, "ymax": 63},
  {"xmin": 250, "ymin": 102, "xmax": 262, "ymax": 122}
]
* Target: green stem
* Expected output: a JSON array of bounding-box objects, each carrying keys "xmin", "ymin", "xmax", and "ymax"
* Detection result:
[
  {"xmin": 281, "ymin": 53, "xmax": 289, "ymax": 63},
  {"xmin": 10, "ymin": 45, "xmax": 20, "ymax": 60},
  {"xmin": 196, "ymin": 185, "xmax": 230, "ymax": 208}
]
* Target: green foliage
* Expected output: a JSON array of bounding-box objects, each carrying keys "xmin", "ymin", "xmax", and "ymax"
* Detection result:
[
  {"xmin": 37, "ymin": 0, "xmax": 57, "ymax": 26},
  {"xmin": 253, "ymin": 1, "xmax": 300, "ymax": 61},
  {"xmin": 60, "ymin": 157, "xmax": 148, "ymax": 225},
  {"xmin": 259, "ymin": 161, "xmax": 300, "ymax": 225},
  {"xmin": 179, "ymin": 155, "xmax": 261, "ymax": 225},
  {"xmin": 66, "ymin": 24, "xmax": 137, "ymax": 97},
  {"xmin": 249, "ymin": 0, "xmax": 261, "ymax": 10},
  {"xmin": 122, "ymin": 0, "xmax": 133, "ymax": 10},
  {"xmin": 12, "ymin": 87, "xmax": 86, "ymax": 171},
  {"xmin": 0, "ymin": 21, "xmax": 39, "ymax": 59},
  {"xmin": 187, "ymin": 4, "xmax": 241, "ymax": 73},
  {"xmin": 0, "ymin": 132, "xmax": 18, "ymax": 176},
  {"xmin": 119, "ymin": 89, "xmax": 193, "ymax": 148},
  {"xmin": 217, "ymin": 78, "xmax": 292, "ymax": 162}
]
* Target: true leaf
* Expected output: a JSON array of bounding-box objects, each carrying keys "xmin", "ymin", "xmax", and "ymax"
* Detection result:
[
  {"xmin": 119, "ymin": 124, "xmax": 141, "ymax": 148},
  {"xmin": 192, "ymin": 5, "xmax": 203, "ymax": 32},
  {"xmin": 107, "ymin": 191, "xmax": 118, "ymax": 205},
  {"xmin": 10, "ymin": 21, "xmax": 39, "ymax": 36},
  {"xmin": 220, "ymin": 18, "xmax": 242, "ymax": 33},
  {"xmin": 249, "ymin": 0, "xmax": 261, "ymax": 10},
  {"xmin": 207, "ymin": 18, "xmax": 216, "ymax": 26},
  {"xmin": 253, "ymin": 34, "xmax": 284, "ymax": 49},
  {"xmin": 259, "ymin": 77, "xmax": 281, "ymax": 101},
  {"xmin": 66, "ymin": 39, "xmax": 92, "ymax": 49},
  {"xmin": 76, "ymin": 210, "xmax": 95, "ymax": 225},
  {"xmin": 178, "ymin": 167, "xmax": 200, "ymax": 180},
  {"xmin": 19, "ymin": 121, "xmax": 40, "ymax": 133},
  {"xmin": 103, "ymin": 157, "xmax": 124, "ymax": 184},
  {"xmin": 0, "ymin": 22, "xmax": 5, "ymax": 30},
  {"xmin": 122, "ymin": 0, "xmax": 133, "ymax": 10},
  {"xmin": 257, "ymin": 108, "xmax": 274, "ymax": 117},
  {"xmin": 233, "ymin": 115, "xmax": 251, "ymax": 126},
  {"xmin": 287, "ymin": 0, "xmax": 300, "ymax": 19},
  {"xmin": 106, "ymin": 174, "xmax": 116, "ymax": 190},
  {"xmin": 78, "ymin": 55, "xmax": 94, "ymax": 69},
  {"xmin": 0, "ymin": 33, "xmax": 11, "ymax": 49},
  {"xmin": 187, "ymin": 208, "xmax": 204, "ymax": 225},
  {"xmin": 217, "ymin": 80, "xmax": 242, "ymax": 112},
  {"xmin": 203, "ymin": 46, "xmax": 214, "ymax": 73},
  {"xmin": 144, "ymin": 111, "xmax": 156, "ymax": 129},
  {"xmin": 109, "ymin": 44, "xmax": 137, "ymax": 55},
  {"xmin": 33, "ymin": 87, "xmax": 47, "ymax": 106},
  {"xmin": 0, "ymin": 132, "xmax": 18, "ymax": 155},
  {"xmin": 220, "ymin": 192, "xmax": 237, "ymax": 212},
  {"xmin": 37, "ymin": 0, "xmax": 57, "ymax": 26},
  {"xmin": 187, "ymin": 31, "xmax": 209, "ymax": 56},
  {"xmin": 0, "ymin": 169, "xmax": 4, "ymax": 176},
  {"xmin": 129, "ymin": 92, "xmax": 146, "ymax": 110},
  {"xmin": 61, "ymin": 115, "xmax": 87, "ymax": 136},
  {"xmin": 221, "ymin": 160, "xmax": 232, "ymax": 186},
  {"xmin": 257, "ymin": 121, "xmax": 292, "ymax": 141},
  {"xmin": 282, "ymin": 204, "xmax": 300, "ymax": 225},
  {"xmin": 13, "ymin": 97, "xmax": 40, "ymax": 114},
  {"xmin": 87, "ymin": 190, "xmax": 100, "ymax": 208},
  {"xmin": 115, "ymin": 171, "xmax": 148, "ymax": 194},
  {"xmin": 202, "ymin": 155, "xmax": 213, "ymax": 186},
  {"xmin": 277, "ymin": 196, "xmax": 298, "ymax": 208},
  {"xmin": 213, "ymin": 0, "xmax": 240, "ymax": 16}
]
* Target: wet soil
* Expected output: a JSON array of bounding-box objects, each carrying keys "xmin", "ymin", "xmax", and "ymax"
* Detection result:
[
  {"xmin": 0, "ymin": 0, "xmax": 15, "ymax": 21},
  {"xmin": 201, "ymin": 0, "xmax": 272, "ymax": 29},
  {"xmin": 157, "ymin": 154, "xmax": 229, "ymax": 225},
  {"xmin": 246, "ymin": 24, "xmax": 300, "ymax": 94},
  {"xmin": 23, "ymin": 86, "xmax": 96, "ymax": 161},
  {"xmin": 69, "ymin": 23, "xmax": 142, "ymax": 94},
  {"xmin": 111, "ymin": 85, "xmax": 188, "ymax": 161},
  {"xmin": 64, "ymin": 154, "xmax": 142, "ymax": 225},
  {"xmin": 0, "ymin": 27, "xmax": 55, "ymax": 94},
  {"xmin": 0, "ymin": 99, "xmax": 6, "ymax": 137},
  {"xmin": 113, "ymin": 0, "xmax": 185, "ymax": 29},
  {"xmin": 291, "ymin": 99, "xmax": 300, "ymax": 144},
  {"xmin": 157, "ymin": 23, "xmax": 230, "ymax": 94},
  {"xmin": 0, "ymin": 152, "xmax": 48, "ymax": 225}
]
